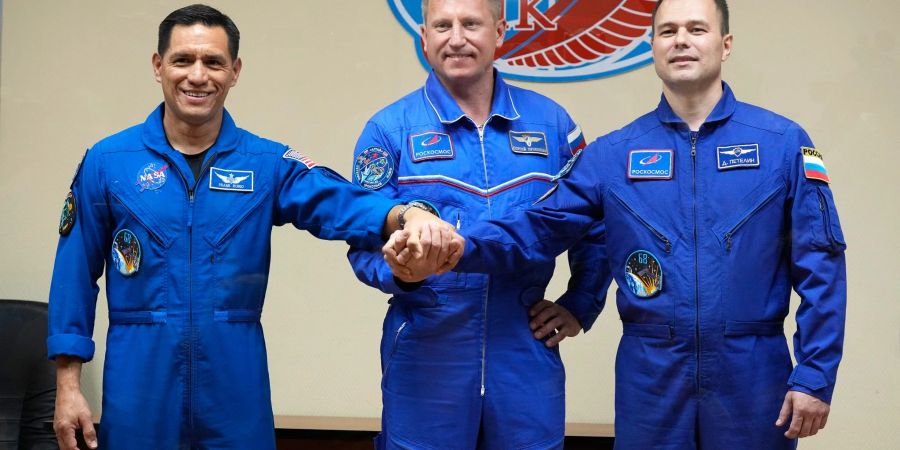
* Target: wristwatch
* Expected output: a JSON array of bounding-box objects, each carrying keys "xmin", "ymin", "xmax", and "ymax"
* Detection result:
[{"xmin": 397, "ymin": 201, "xmax": 439, "ymax": 229}]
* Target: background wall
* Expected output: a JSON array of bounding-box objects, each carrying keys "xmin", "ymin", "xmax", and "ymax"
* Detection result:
[{"xmin": 1, "ymin": 1, "xmax": 898, "ymax": 448}]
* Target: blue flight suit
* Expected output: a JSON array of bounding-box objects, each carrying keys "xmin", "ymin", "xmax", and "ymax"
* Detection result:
[
  {"xmin": 456, "ymin": 83, "xmax": 847, "ymax": 449},
  {"xmin": 348, "ymin": 72, "xmax": 609, "ymax": 449},
  {"xmin": 48, "ymin": 105, "xmax": 396, "ymax": 450}
]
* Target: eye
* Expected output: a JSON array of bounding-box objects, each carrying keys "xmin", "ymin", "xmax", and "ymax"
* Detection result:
[{"xmin": 463, "ymin": 20, "xmax": 480, "ymax": 29}]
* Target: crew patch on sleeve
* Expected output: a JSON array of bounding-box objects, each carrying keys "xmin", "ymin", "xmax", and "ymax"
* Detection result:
[
  {"xmin": 58, "ymin": 192, "xmax": 77, "ymax": 235},
  {"xmin": 354, "ymin": 146, "xmax": 394, "ymax": 190},
  {"xmin": 567, "ymin": 125, "xmax": 586, "ymax": 155},
  {"xmin": 283, "ymin": 148, "xmax": 317, "ymax": 169},
  {"xmin": 802, "ymin": 147, "xmax": 830, "ymax": 183}
]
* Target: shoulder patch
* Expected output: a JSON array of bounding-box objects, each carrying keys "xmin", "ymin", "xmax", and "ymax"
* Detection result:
[
  {"xmin": 355, "ymin": 146, "xmax": 395, "ymax": 190},
  {"xmin": 802, "ymin": 147, "xmax": 830, "ymax": 183},
  {"xmin": 58, "ymin": 192, "xmax": 77, "ymax": 235},
  {"xmin": 567, "ymin": 125, "xmax": 586, "ymax": 156},
  {"xmin": 552, "ymin": 149, "xmax": 582, "ymax": 182},
  {"xmin": 283, "ymin": 148, "xmax": 317, "ymax": 169}
]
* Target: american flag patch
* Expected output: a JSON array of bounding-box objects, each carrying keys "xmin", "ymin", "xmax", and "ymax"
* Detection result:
[
  {"xmin": 802, "ymin": 147, "xmax": 829, "ymax": 183},
  {"xmin": 568, "ymin": 125, "xmax": 586, "ymax": 155},
  {"xmin": 283, "ymin": 148, "xmax": 317, "ymax": 169}
]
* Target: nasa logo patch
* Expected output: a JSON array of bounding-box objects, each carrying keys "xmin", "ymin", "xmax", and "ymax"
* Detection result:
[
  {"xmin": 509, "ymin": 131, "xmax": 548, "ymax": 156},
  {"xmin": 136, "ymin": 162, "xmax": 168, "ymax": 191},
  {"xmin": 355, "ymin": 147, "xmax": 395, "ymax": 190},
  {"xmin": 624, "ymin": 250, "xmax": 662, "ymax": 298},
  {"xmin": 58, "ymin": 192, "xmax": 76, "ymax": 236},
  {"xmin": 717, "ymin": 144, "xmax": 760, "ymax": 170},
  {"xmin": 389, "ymin": 0, "xmax": 655, "ymax": 82},
  {"xmin": 409, "ymin": 131, "xmax": 454, "ymax": 162},
  {"xmin": 209, "ymin": 167, "xmax": 254, "ymax": 192},
  {"xmin": 111, "ymin": 229, "xmax": 141, "ymax": 277},
  {"xmin": 628, "ymin": 150, "xmax": 673, "ymax": 180}
]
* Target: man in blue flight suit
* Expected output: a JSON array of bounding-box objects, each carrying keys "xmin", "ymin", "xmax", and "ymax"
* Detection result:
[
  {"xmin": 348, "ymin": 0, "xmax": 609, "ymax": 448},
  {"xmin": 48, "ymin": 5, "xmax": 460, "ymax": 450},
  {"xmin": 386, "ymin": 0, "xmax": 847, "ymax": 448}
]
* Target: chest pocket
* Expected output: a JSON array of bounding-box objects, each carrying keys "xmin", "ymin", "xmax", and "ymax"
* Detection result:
[{"xmin": 106, "ymin": 181, "xmax": 177, "ymax": 313}]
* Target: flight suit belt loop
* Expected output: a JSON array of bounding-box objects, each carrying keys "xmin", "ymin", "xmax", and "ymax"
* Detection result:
[
  {"xmin": 622, "ymin": 321, "xmax": 784, "ymax": 338},
  {"xmin": 108, "ymin": 309, "xmax": 263, "ymax": 324}
]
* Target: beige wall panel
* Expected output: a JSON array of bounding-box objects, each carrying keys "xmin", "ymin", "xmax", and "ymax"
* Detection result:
[{"xmin": 2, "ymin": 1, "xmax": 898, "ymax": 448}]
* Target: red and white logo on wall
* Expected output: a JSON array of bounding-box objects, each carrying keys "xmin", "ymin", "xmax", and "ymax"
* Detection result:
[{"xmin": 389, "ymin": 0, "xmax": 657, "ymax": 82}]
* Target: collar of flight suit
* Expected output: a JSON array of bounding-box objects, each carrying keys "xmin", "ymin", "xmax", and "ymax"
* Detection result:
[
  {"xmin": 654, "ymin": 81, "xmax": 737, "ymax": 127},
  {"xmin": 140, "ymin": 103, "xmax": 241, "ymax": 160},
  {"xmin": 424, "ymin": 69, "xmax": 521, "ymax": 125}
]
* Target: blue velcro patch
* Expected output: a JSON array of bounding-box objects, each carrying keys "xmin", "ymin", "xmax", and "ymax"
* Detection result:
[
  {"xmin": 628, "ymin": 150, "xmax": 673, "ymax": 180},
  {"xmin": 409, "ymin": 131, "xmax": 454, "ymax": 162},
  {"xmin": 209, "ymin": 167, "xmax": 254, "ymax": 192},
  {"xmin": 355, "ymin": 147, "xmax": 394, "ymax": 190},
  {"xmin": 509, "ymin": 131, "xmax": 548, "ymax": 156},
  {"xmin": 717, "ymin": 144, "xmax": 759, "ymax": 170}
]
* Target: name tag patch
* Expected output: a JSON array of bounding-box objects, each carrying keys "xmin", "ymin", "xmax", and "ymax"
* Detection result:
[
  {"xmin": 628, "ymin": 150, "xmax": 673, "ymax": 180},
  {"xmin": 209, "ymin": 167, "xmax": 254, "ymax": 192},
  {"xmin": 717, "ymin": 144, "xmax": 759, "ymax": 170},
  {"xmin": 509, "ymin": 131, "xmax": 548, "ymax": 156},
  {"xmin": 410, "ymin": 131, "xmax": 454, "ymax": 162}
]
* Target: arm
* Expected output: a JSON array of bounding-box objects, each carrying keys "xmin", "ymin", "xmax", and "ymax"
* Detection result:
[
  {"xmin": 388, "ymin": 141, "xmax": 605, "ymax": 281},
  {"xmin": 531, "ymin": 122, "xmax": 612, "ymax": 344},
  {"xmin": 777, "ymin": 127, "xmax": 847, "ymax": 438},
  {"xmin": 48, "ymin": 149, "xmax": 108, "ymax": 449},
  {"xmin": 54, "ymin": 356, "xmax": 96, "ymax": 450}
]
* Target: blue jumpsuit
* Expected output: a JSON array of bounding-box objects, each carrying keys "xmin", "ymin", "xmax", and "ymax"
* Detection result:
[
  {"xmin": 348, "ymin": 72, "xmax": 609, "ymax": 449},
  {"xmin": 456, "ymin": 83, "xmax": 847, "ymax": 449},
  {"xmin": 48, "ymin": 105, "xmax": 396, "ymax": 449}
]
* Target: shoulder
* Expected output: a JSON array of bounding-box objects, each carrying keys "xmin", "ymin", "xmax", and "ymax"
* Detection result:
[
  {"xmin": 730, "ymin": 101, "xmax": 798, "ymax": 136},
  {"xmin": 603, "ymin": 110, "xmax": 662, "ymax": 145},
  {"xmin": 89, "ymin": 122, "xmax": 144, "ymax": 154}
]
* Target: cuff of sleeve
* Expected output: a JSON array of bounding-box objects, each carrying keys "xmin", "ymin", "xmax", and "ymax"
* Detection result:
[
  {"xmin": 393, "ymin": 276, "xmax": 425, "ymax": 292},
  {"xmin": 555, "ymin": 290, "xmax": 601, "ymax": 332},
  {"xmin": 788, "ymin": 365, "xmax": 833, "ymax": 403},
  {"xmin": 47, "ymin": 334, "xmax": 95, "ymax": 362},
  {"xmin": 453, "ymin": 237, "xmax": 478, "ymax": 272}
]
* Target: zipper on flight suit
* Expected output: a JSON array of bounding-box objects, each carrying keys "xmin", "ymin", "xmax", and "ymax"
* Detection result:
[
  {"xmin": 690, "ymin": 131, "xmax": 702, "ymax": 394},
  {"xmin": 609, "ymin": 192, "xmax": 672, "ymax": 253},
  {"xmin": 160, "ymin": 152, "xmax": 217, "ymax": 439},
  {"xmin": 815, "ymin": 187, "xmax": 841, "ymax": 250},
  {"xmin": 722, "ymin": 185, "xmax": 785, "ymax": 251},
  {"xmin": 476, "ymin": 120, "xmax": 490, "ymax": 397}
]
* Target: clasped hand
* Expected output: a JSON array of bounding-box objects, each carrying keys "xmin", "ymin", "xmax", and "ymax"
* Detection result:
[{"xmin": 383, "ymin": 217, "xmax": 465, "ymax": 283}]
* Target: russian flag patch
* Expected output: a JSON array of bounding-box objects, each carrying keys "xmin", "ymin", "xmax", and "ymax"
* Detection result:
[
  {"xmin": 568, "ymin": 125, "xmax": 586, "ymax": 156},
  {"xmin": 802, "ymin": 147, "xmax": 829, "ymax": 183}
]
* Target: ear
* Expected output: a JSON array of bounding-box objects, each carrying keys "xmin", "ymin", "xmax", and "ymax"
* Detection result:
[
  {"xmin": 230, "ymin": 57, "xmax": 242, "ymax": 87},
  {"xmin": 495, "ymin": 19, "xmax": 507, "ymax": 48},
  {"xmin": 152, "ymin": 53, "xmax": 163, "ymax": 83},
  {"xmin": 721, "ymin": 33, "xmax": 733, "ymax": 62},
  {"xmin": 420, "ymin": 24, "xmax": 428, "ymax": 53}
]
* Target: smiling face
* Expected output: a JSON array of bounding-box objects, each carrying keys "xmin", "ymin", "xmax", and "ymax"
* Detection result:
[
  {"xmin": 152, "ymin": 24, "xmax": 241, "ymax": 128},
  {"xmin": 651, "ymin": 0, "xmax": 732, "ymax": 92},
  {"xmin": 420, "ymin": 0, "xmax": 506, "ymax": 91}
]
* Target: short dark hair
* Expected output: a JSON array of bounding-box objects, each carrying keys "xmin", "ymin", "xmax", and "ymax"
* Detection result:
[
  {"xmin": 652, "ymin": 0, "xmax": 730, "ymax": 35},
  {"xmin": 158, "ymin": 4, "xmax": 240, "ymax": 60}
]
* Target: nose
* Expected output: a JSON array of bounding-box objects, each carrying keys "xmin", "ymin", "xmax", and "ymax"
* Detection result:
[
  {"xmin": 448, "ymin": 22, "xmax": 466, "ymax": 48},
  {"xmin": 674, "ymin": 27, "xmax": 690, "ymax": 47},
  {"xmin": 186, "ymin": 60, "xmax": 208, "ymax": 85}
]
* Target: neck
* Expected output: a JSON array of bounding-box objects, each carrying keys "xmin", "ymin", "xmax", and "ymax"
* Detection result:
[
  {"xmin": 162, "ymin": 106, "xmax": 223, "ymax": 155},
  {"xmin": 662, "ymin": 79, "xmax": 723, "ymax": 131},
  {"xmin": 441, "ymin": 72, "xmax": 495, "ymax": 126}
]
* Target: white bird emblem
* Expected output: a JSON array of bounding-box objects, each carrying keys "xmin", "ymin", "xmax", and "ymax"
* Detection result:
[
  {"xmin": 720, "ymin": 147, "xmax": 756, "ymax": 157},
  {"xmin": 512, "ymin": 135, "xmax": 544, "ymax": 147},
  {"xmin": 216, "ymin": 172, "xmax": 250, "ymax": 184}
]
